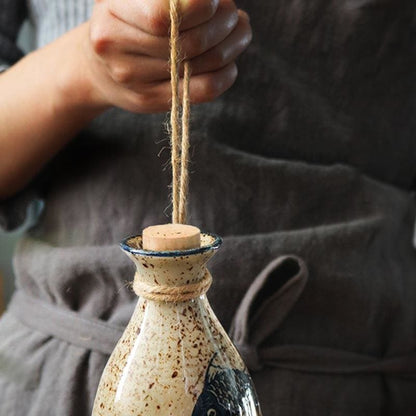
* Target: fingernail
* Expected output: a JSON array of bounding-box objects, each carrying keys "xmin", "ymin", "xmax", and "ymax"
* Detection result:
[{"xmin": 179, "ymin": 0, "xmax": 190, "ymax": 9}]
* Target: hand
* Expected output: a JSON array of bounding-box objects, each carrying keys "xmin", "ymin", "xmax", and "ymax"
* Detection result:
[
  {"xmin": 0, "ymin": 0, "xmax": 251, "ymax": 198},
  {"xmin": 85, "ymin": 0, "xmax": 252, "ymax": 113}
]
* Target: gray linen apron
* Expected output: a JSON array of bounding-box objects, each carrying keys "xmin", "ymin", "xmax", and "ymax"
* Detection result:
[{"xmin": 1, "ymin": 0, "xmax": 416, "ymax": 415}]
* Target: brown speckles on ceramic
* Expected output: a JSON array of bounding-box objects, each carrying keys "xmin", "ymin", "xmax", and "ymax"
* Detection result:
[{"xmin": 92, "ymin": 233, "xmax": 261, "ymax": 416}]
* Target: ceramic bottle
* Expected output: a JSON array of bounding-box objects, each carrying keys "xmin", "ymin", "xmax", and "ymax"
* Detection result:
[{"xmin": 92, "ymin": 225, "xmax": 262, "ymax": 416}]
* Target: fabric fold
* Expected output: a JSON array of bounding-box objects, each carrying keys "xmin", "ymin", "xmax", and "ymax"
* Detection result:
[
  {"xmin": 230, "ymin": 255, "xmax": 416, "ymax": 377},
  {"xmin": 230, "ymin": 254, "xmax": 308, "ymax": 371}
]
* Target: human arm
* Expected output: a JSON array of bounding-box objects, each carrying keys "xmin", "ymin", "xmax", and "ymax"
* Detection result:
[{"xmin": 0, "ymin": 0, "xmax": 252, "ymax": 199}]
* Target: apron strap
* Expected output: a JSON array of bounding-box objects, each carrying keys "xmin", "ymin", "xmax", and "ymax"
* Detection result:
[
  {"xmin": 8, "ymin": 285, "xmax": 416, "ymax": 377},
  {"xmin": 8, "ymin": 290, "xmax": 125, "ymax": 355}
]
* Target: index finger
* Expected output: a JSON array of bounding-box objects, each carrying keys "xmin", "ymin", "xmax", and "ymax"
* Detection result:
[{"xmin": 108, "ymin": 0, "xmax": 220, "ymax": 36}]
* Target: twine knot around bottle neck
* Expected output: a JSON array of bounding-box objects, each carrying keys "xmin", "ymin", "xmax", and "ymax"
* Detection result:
[
  {"xmin": 133, "ymin": 269, "xmax": 213, "ymax": 302},
  {"xmin": 121, "ymin": 232, "xmax": 222, "ymax": 302}
]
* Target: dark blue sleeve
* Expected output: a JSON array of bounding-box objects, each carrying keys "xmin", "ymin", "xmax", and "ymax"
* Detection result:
[
  {"xmin": 0, "ymin": 0, "xmax": 27, "ymax": 68},
  {"xmin": 0, "ymin": 1, "xmax": 41, "ymax": 232}
]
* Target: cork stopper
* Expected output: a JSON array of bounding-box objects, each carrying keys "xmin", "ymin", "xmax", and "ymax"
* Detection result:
[{"xmin": 142, "ymin": 224, "xmax": 201, "ymax": 251}]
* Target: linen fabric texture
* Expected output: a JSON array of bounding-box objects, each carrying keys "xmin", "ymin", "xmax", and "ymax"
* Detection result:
[{"xmin": 0, "ymin": 0, "xmax": 416, "ymax": 415}]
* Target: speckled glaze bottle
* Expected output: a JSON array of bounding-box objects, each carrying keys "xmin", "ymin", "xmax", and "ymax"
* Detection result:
[{"xmin": 92, "ymin": 232, "xmax": 262, "ymax": 416}]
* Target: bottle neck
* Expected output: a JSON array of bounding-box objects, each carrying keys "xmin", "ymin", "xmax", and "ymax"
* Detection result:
[
  {"xmin": 131, "ymin": 294, "xmax": 214, "ymax": 337},
  {"xmin": 132, "ymin": 268, "xmax": 213, "ymax": 303}
]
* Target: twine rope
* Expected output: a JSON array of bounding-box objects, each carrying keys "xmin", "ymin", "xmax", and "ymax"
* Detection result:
[
  {"xmin": 133, "ymin": 270, "xmax": 212, "ymax": 302},
  {"xmin": 170, "ymin": 0, "xmax": 191, "ymax": 225}
]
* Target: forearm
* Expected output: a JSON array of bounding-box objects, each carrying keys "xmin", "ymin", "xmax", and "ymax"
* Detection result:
[{"xmin": 0, "ymin": 23, "xmax": 108, "ymax": 200}]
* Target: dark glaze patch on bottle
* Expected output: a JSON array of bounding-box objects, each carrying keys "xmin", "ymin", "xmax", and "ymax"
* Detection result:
[{"xmin": 192, "ymin": 353, "xmax": 254, "ymax": 416}]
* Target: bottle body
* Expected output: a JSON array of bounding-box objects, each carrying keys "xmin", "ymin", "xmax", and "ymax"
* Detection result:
[{"xmin": 92, "ymin": 233, "xmax": 262, "ymax": 415}]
